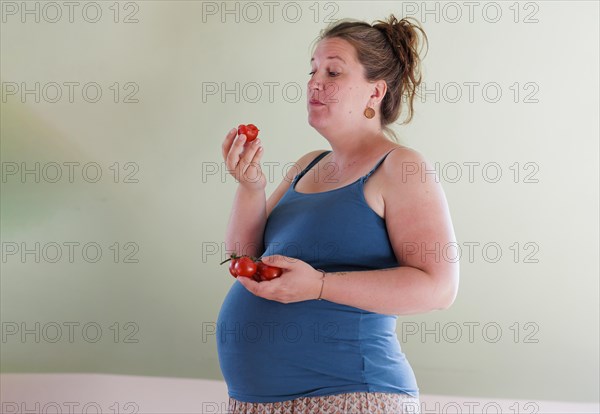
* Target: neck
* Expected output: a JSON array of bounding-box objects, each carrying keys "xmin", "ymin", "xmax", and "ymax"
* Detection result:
[{"xmin": 324, "ymin": 128, "xmax": 391, "ymax": 169}]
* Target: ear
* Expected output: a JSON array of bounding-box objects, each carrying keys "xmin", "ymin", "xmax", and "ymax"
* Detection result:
[{"xmin": 370, "ymin": 79, "xmax": 388, "ymax": 105}]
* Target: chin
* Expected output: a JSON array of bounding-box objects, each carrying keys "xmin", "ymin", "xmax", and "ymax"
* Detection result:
[
  {"xmin": 308, "ymin": 117, "xmax": 323, "ymax": 132},
  {"xmin": 308, "ymin": 112, "xmax": 327, "ymax": 130}
]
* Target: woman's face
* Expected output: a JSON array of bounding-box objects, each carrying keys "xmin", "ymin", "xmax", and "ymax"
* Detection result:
[{"xmin": 307, "ymin": 37, "xmax": 379, "ymax": 137}]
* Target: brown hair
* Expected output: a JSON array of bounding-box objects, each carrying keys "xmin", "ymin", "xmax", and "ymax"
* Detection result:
[{"xmin": 312, "ymin": 15, "xmax": 429, "ymax": 142}]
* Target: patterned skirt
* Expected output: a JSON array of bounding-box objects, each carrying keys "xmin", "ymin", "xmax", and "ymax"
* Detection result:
[{"xmin": 227, "ymin": 392, "xmax": 421, "ymax": 414}]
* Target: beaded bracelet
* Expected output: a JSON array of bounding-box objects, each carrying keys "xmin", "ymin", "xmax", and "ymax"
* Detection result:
[{"xmin": 316, "ymin": 269, "xmax": 327, "ymax": 300}]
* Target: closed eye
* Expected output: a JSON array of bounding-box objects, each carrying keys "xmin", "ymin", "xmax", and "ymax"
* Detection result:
[{"xmin": 308, "ymin": 71, "xmax": 340, "ymax": 77}]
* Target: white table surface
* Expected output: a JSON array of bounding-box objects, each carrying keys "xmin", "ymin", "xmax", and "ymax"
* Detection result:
[{"xmin": 1, "ymin": 373, "xmax": 598, "ymax": 414}]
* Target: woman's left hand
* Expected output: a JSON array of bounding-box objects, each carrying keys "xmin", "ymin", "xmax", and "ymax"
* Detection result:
[{"xmin": 236, "ymin": 255, "xmax": 324, "ymax": 303}]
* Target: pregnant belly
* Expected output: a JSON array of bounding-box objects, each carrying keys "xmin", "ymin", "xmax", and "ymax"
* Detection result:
[{"xmin": 216, "ymin": 281, "xmax": 365, "ymax": 398}]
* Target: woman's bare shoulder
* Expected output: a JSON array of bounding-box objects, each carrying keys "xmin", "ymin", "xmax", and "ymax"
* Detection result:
[
  {"xmin": 388, "ymin": 144, "xmax": 425, "ymax": 160},
  {"xmin": 384, "ymin": 145, "xmax": 430, "ymax": 175}
]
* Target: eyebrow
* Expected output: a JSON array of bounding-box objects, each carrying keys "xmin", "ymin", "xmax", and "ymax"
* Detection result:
[{"xmin": 310, "ymin": 55, "xmax": 346, "ymax": 64}]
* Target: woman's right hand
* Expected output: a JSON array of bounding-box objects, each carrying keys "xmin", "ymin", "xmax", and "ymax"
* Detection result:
[{"xmin": 222, "ymin": 127, "xmax": 266, "ymax": 191}]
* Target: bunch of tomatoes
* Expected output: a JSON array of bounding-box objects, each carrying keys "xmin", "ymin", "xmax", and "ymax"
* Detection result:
[{"xmin": 220, "ymin": 253, "xmax": 282, "ymax": 282}]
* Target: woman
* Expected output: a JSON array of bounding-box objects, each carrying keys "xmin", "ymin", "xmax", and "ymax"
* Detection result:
[{"xmin": 217, "ymin": 14, "xmax": 459, "ymax": 414}]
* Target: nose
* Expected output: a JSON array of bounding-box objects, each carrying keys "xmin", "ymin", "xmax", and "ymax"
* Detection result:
[{"xmin": 308, "ymin": 77, "xmax": 322, "ymax": 91}]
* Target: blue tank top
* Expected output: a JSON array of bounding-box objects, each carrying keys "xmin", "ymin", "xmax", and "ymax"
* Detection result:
[{"xmin": 216, "ymin": 148, "xmax": 419, "ymax": 403}]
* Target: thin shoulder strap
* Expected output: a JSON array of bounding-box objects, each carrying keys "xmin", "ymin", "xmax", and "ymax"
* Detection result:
[
  {"xmin": 364, "ymin": 148, "xmax": 399, "ymax": 182},
  {"xmin": 293, "ymin": 150, "xmax": 331, "ymax": 183}
]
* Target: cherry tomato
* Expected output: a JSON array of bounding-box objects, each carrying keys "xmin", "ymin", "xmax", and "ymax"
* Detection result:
[
  {"xmin": 228, "ymin": 259, "xmax": 239, "ymax": 277},
  {"xmin": 220, "ymin": 253, "xmax": 281, "ymax": 282},
  {"xmin": 233, "ymin": 256, "xmax": 258, "ymax": 278},
  {"xmin": 256, "ymin": 261, "xmax": 283, "ymax": 281},
  {"xmin": 237, "ymin": 124, "xmax": 259, "ymax": 142},
  {"xmin": 221, "ymin": 253, "xmax": 246, "ymax": 278}
]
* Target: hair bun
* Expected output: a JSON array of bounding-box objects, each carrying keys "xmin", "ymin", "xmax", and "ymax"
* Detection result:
[
  {"xmin": 376, "ymin": 15, "xmax": 401, "ymax": 44},
  {"xmin": 373, "ymin": 15, "xmax": 428, "ymax": 70}
]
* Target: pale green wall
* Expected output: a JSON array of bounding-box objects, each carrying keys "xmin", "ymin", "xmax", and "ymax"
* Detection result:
[{"xmin": 1, "ymin": 0, "xmax": 598, "ymax": 403}]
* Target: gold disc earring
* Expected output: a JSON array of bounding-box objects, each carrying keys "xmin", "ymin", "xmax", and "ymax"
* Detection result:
[{"xmin": 364, "ymin": 106, "xmax": 375, "ymax": 119}]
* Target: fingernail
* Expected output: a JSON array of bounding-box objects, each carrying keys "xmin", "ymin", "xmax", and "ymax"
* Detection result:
[{"xmin": 239, "ymin": 135, "xmax": 246, "ymax": 142}]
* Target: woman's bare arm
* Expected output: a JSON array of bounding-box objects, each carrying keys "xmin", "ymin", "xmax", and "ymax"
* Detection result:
[
  {"xmin": 224, "ymin": 147, "xmax": 328, "ymax": 259},
  {"xmin": 318, "ymin": 147, "xmax": 460, "ymax": 314}
]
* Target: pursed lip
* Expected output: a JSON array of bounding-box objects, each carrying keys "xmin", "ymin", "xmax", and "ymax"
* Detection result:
[{"xmin": 309, "ymin": 99, "xmax": 325, "ymax": 105}]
